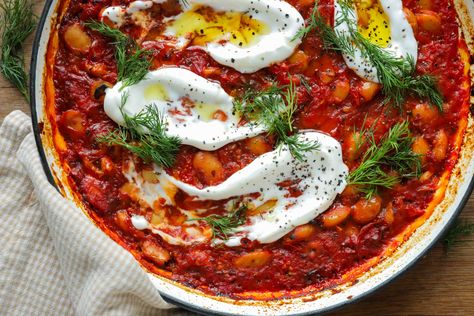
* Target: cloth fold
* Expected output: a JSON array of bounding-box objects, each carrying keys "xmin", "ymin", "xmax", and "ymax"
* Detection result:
[{"xmin": 0, "ymin": 111, "xmax": 188, "ymax": 316}]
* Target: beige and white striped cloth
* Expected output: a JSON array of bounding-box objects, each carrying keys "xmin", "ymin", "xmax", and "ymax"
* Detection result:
[{"xmin": 0, "ymin": 111, "xmax": 193, "ymax": 316}]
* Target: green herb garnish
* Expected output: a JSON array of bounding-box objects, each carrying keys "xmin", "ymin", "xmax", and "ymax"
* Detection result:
[
  {"xmin": 348, "ymin": 121, "xmax": 421, "ymax": 198},
  {"xmin": 298, "ymin": 75, "xmax": 312, "ymax": 94},
  {"xmin": 97, "ymin": 94, "xmax": 180, "ymax": 168},
  {"xmin": 444, "ymin": 220, "xmax": 474, "ymax": 251},
  {"xmin": 0, "ymin": 0, "xmax": 36, "ymax": 101},
  {"xmin": 234, "ymin": 81, "xmax": 319, "ymax": 161},
  {"xmin": 190, "ymin": 205, "xmax": 248, "ymax": 240},
  {"xmin": 86, "ymin": 21, "xmax": 151, "ymax": 88},
  {"xmin": 294, "ymin": 0, "xmax": 443, "ymax": 110}
]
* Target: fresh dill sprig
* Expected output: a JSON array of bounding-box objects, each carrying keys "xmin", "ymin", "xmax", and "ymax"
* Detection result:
[
  {"xmin": 85, "ymin": 20, "xmax": 128, "ymax": 42},
  {"xmin": 0, "ymin": 0, "xmax": 36, "ymax": 101},
  {"xmin": 234, "ymin": 81, "xmax": 319, "ymax": 161},
  {"xmin": 294, "ymin": 0, "xmax": 443, "ymax": 110},
  {"xmin": 298, "ymin": 75, "xmax": 312, "ymax": 94},
  {"xmin": 86, "ymin": 21, "xmax": 151, "ymax": 87},
  {"xmin": 190, "ymin": 205, "xmax": 248, "ymax": 240},
  {"xmin": 118, "ymin": 48, "xmax": 152, "ymax": 88},
  {"xmin": 348, "ymin": 121, "xmax": 421, "ymax": 198},
  {"xmin": 353, "ymin": 115, "xmax": 374, "ymax": 154},
  {"xmin": 97, "ymin": 94, "xmax": 181, "ymax": 168},
  {"xmin": 443, "ymin": 220, "xmax": 474, "ymax": 251},
  {"xmin": 293, "ymin": 2, "xmax": 353, "ymax": 55}
]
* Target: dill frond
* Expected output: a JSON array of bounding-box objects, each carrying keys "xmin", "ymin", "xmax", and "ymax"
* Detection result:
[
  {"xmin": 294, "ymin": 0, "xmax": 443, "ymax": 110},
  {"xmin": 119, "ymin": 48, "xmax": 151, "ymax": 88},
  {"xmin": 190, "ymin": 205, "xmax": 248, "ymax": 240},
  {"xmin": 85, "ymin": 20, "xmax": 128, "ymax": 42},
  {"xmin": 444, "ymin": 220, "xmax": 474, "ymax": 251},
  {"xmin": 348, "ymin": 121, "xmax": 421, "ymax": 198},
  {"xmin": 97, "ymin": 94, "xmax": 181, "ymax": 168},
  {"xmin": 86, "ymin": 21, "xmax": 151, "ymax": 88},
  {"xmin": 293, "ymin": 2, "xmax": 354, "ymax": 55},
  {"xmin": 234, "ymin": 81, "xmax": 319, "ymax": 161},
  {"xmin": 0, "ymin": 0, "xmax": 36, "ymax": 101},
  {"xmin": 298, "ymin": 75, "xmax": 312, "ymax": 94}
]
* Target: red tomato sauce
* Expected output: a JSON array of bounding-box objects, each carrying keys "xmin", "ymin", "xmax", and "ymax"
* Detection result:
[{"xmin": 50, "ymin": 0, "xmax": 470, "ymax": 298}]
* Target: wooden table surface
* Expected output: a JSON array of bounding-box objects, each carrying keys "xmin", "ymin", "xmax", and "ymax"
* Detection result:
[{"xmin": 1, "ymin": 1, "xmax": 473, "ymax": 315}]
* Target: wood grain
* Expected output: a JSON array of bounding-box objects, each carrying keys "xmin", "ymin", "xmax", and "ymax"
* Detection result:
[{"xmin": 1, "ymin": 0, "xmax": 473, "ymax": 315}]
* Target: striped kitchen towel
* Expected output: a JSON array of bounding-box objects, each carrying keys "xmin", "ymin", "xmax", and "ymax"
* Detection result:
[{"xmin": 0, "ymin": 111, "xmax": 191, "ymax": 316}]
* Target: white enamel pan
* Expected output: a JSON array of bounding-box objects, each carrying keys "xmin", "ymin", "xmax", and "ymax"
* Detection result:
[{"xmin": 30, "ymin": 0, "xmax": 474, "ymax": 315}]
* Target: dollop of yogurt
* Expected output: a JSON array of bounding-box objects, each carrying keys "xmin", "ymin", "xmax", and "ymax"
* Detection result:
[
  {"xmin": 334, "ymin": 0, "xmax": 417, "ymax": 82},
  {"xmin": 166, "ymin": 0, "xmax": 305, "ymax": 73},
  {"xmin": 163, "ymin": 131, "xmax": 348, "ymax": 246},
  {"xmin": 104, "ymin": 67, "xmax": 264, "ymax": 150}
]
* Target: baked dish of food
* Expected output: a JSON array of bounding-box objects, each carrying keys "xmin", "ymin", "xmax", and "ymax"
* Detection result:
[{"xmin": 41, "ymin": 0, "xmax": 472, "ymax": 301}]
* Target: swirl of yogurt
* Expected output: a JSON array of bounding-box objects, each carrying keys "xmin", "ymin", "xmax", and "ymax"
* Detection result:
[
  {"xmin": 104, "ymin": 67, "xmax": 265, "ymax": 151},
  {"xmin": 174, "ymin": 0, "xmax": 305, "ymax": 73},
  {"xmin": 163, "ymin": 131, "xmax": 348, "ymax": 245}
]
